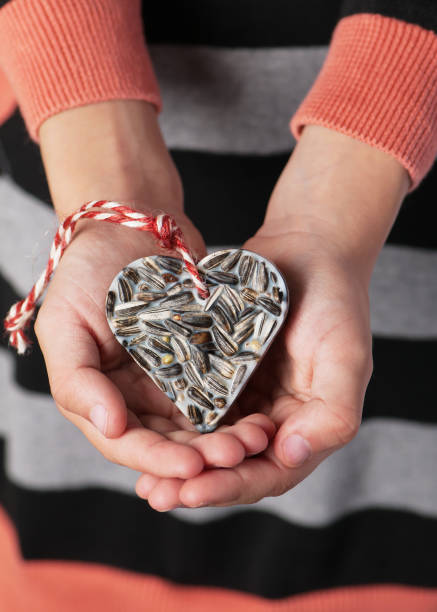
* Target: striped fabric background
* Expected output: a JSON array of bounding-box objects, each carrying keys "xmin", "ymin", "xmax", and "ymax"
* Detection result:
[{"xmin": 0, "ymin": 0, "xmax": 436, "ymax": 608}]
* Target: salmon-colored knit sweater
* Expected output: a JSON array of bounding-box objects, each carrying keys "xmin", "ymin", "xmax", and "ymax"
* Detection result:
[{"xmin": 0, "ymin": 1, "xmax": 437, "ymax": 191}]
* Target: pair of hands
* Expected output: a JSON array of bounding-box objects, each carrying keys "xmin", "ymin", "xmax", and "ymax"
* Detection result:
[{"xmin": 34, "ymin": 102, "xmax": 408, "ymax": 512}]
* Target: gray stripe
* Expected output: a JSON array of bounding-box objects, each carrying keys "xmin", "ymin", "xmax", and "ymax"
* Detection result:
[
  {"xmin": 1, "ymin": 348, "xmax": 437, "ymax": 526},
  {"xmin": 150, "ymin": 45, "xmax": 328, "ymax": 154},
  {"xmin": 0, "ymin": 176, "xmax": 436, "ymax": 338}
]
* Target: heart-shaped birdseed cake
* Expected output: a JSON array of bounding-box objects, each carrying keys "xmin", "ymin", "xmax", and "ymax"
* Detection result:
[{"xmin": 106, "ymin": 249, "xmax": 289, "ymax": 432}]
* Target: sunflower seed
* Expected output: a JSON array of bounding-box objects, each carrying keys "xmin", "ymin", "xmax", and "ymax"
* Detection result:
[
  {"xmin": 204, "ymin": 285, "xmax": 225, "ymax": 311},
  {"xmin": 123, "ymin": 267, "xmax": 140, "ymax": 284},
  {"xmin": 106, "ymin": 291, "xmax": 115, "ymax": 318},
  {"xmin": 270, "ymin": 270, "xmax": 278, "ymax": 284},
  {"xmin": 183, "ymin": 278, "xmax": 194, "ymax": 288},
  {"xmin": 142, "ymin": 257, "xmax": 161, "ymax": 274},
  {"xmin": 225, "ymin": 286, "xmax": 245, "ymax": 313},
  {"xmin": 116, "ymin": 325, "xmax": 142, "ymax": 336},
  {"xmin": 233, "ymin": 324, "xmax": 254, "ymax": 345},
  {"xmin": 141, "ymin": 321, "xmax": 168, "ymax": 335},
  {"xmin": 240, "ymin": 288, "xmax": 258, "ymax": 303},
  {"xmin": 214, "ymin": 397, "xmax": 226, "ymax": 409},
  {"xmin": 130, "ymin": 348, "xmax": 151, "ymax": 371},
  {"xmin": 174, "ymin": 377, "xmax": 187, "ymax": 390},
  {"xmin": 187, "ymin": 386, "xmax": 214, "ymax": 410},
  {"xmin": 209, "ymin": 354, "xmax": 236, "ymax": 379},
  {"xmin": 132, "ymin": 346, "xmax": 161, "ymax": 368},
  {"xmin": 133, "ymin": 291, "xmax": 166, "ymax": 303},
  {"xmin": 117, "ymin": 277, "xmax": 132, "ymax": 303},
  {"xmin": 202, "ymin": 342, "xmax": 218, "ymax": 352},
  {"xmin": 254, "ymin": 261, "xmax": 269, "ymax": 293},
  {"xmin": 148, "ymin": 337, "xmax": 174, "ymax": 354},
  {"xmin": 236, "ymin": 309, "xmax": 259, "ymax": 328},
  {"xmin": 160, "ymin": 291, "xmax": 194, "ymax": 308},
  {"xmin": 162, "ymin": 273, "xmax": 178, "ymax": 284},
  {"xmin": 212, "ymin": 325, "xmax": 238, "ymax": 356},
  {"xmin": 256, "ymin": 295, "xmax": 281, "ymax": 316},
  {"xmin": 180, "ymin": 313, "xmax": 213, "ymax": 328},
  {"xmin": 205, "ymin": 411, "xmax": 220, "ymax": 425},
  {"xmin": 191, "ymin": 346, "xmax": 210, "ymax": 374},
  {"xmin": 187, "ymin": 404, "xmax": 203, "ymax": 425},
  {"xmin": 201, "ymin": 250, "xmax": 231, "ymax": 270},
  {"xmin": 218, "ymin": 294, "xmax": 238, "ymax": 323},
  {"xmin": 211, "ymin": 304, "xmax": 233, "ymax": 334},
  {"xmin": 172, "ymin": 303, "xmax": 203, "ymax": 312},
  {"xmin": 204, "ymin": 374, "xmax": 228, "ymax": 395},
  {"xmin": 185, "ymin": 362, "xmax": 204, "ymax": 388},
  {"xmin": 156, "ymin": 363, "xmax": 183, "ymax": 378},
  {"xmin": 156, "ymin": 256, "xmax": 183, "ymax": 274},
  {"xmin": 190, "ymin": 331, "xmax": 212, "ymax": 345},
  {"xmin": 167, "ymin": 283, "xmax": 183, "ymax": 296},
  {"xmin": 138, "ymin": 309, "xmax": 172, "ymax": 321},
  {"xmin": 153, "ymin": 375, "xmax": 167, "ymax": 392},
  {"xmin": 128, "ymin": 332, "xmax": 149, "ymax": 346},
  {"xmin": 221, "ymin": 249, "xmax": 242, "ymax": 271},
  {"xmin": 272, "ymin": 286, "xmax": 283, "ymax": 304},
  {"xmin": 233, "ymin": 351, "xmax": 258, "ymax": 363},
  {"xmin": 259, "ymin": 318, "xmax": 277, "ymax": 345},
  {"xmin": 231, "ymin": 365, "xmax": 247, "ymax": 393},
  {"xmin": 170, "ymin": 335, "xmax": 191, "ymax": 362},
  {"xmin": 137, "ymin": 282, "xmax": 150, "ymax": 292},
  {"xmin": 114, "ymin": 301, "xmax": 148, "ymax": 316},
  {"xmin": 206, "ymin": 271, "xmax": 238, "ymax": 285},
  {"xmin": 238, "ymin": 255, "xmax": 255, "ymax": 287},
  {"xmin": 254, "ymin": 312, "xmax": 266, "ymax": 338},
  {"xmin": 137, "ymin": 267, "xmax": 166, "ymax": 290},
  {"xmin": 112, "ymin": 316, "xmax": 139, "ymax": 328},
  {"xmin": 165, "ymin": 319, "xmax": 191, "ymax": 337}
]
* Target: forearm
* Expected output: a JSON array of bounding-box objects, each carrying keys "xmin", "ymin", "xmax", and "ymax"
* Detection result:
[
  {"xmin": 39, "ymin": 100, "xmax": 183, "ymax": 219},
  {"xmin": 264, "ymin": 125, "xmax": 409, "ymax": 282}
]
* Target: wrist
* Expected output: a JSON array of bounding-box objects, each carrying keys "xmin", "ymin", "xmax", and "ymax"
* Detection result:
[
  {"xmin": 265, "ymin": 125, "xmax": 409, "ymax": 281},
  {"xmin": 39, "ymin": 100, "xmax": 183, "ymax": 219}
]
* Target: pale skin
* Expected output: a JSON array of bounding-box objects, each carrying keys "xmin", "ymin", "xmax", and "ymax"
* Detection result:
[{"xmin": 36, "ymin": 100, "xmax": 409, "ymax": 511}]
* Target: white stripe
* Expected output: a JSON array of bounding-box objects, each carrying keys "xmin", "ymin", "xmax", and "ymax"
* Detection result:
[
  {"xmin": 0, "ymin": 349, "xmax": 437, "ymax": 526},
  {"xmin": 150, "ymin": 45, "xmax": 328, "ymax": 154}
]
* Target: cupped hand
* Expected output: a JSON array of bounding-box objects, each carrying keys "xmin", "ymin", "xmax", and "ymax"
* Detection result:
[
  {"xmin": 35, "ymin": 215, "xmax": 274, "ymax": 481},
  {"xmin": 136, "ymin": 224, "xmax": 373, "ymax": 509}
]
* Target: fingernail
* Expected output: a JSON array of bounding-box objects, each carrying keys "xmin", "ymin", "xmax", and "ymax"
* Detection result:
[
  {"xmin": 283, "ymin": 434, "xmax": 311, "ymax": 466},
  {"xmin": 90, "ymin": 405, "xmax": 108, "ymax": 436}
]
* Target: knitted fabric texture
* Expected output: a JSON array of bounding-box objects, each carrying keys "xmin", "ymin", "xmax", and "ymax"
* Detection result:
[
  {"xmin": 290, "ymin": 13, "xmax": 437, "ymax": 192},
  {"xmin": 0, "ymin": 0, "xmax": 162, "ymax": 141}
]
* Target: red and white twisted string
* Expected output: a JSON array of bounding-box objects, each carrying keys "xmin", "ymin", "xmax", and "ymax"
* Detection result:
[{"xmin": 4, "ymin": 200, "xmax": 209, "ymax": 354}]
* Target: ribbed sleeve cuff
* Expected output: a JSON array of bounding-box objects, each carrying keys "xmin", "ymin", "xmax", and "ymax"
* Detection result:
[
  {"xmin": 0, "ymin": 0, "xmax": 162, "ymax": 142},
  {"xmin": 290, "ymin": 14, "xmax": 437, "ymax": 192}
]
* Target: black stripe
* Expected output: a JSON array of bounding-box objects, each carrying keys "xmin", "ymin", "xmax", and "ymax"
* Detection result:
[
  {"xmin": 340, "ymin": 1, "xmax": 437, "ymax": 34},
  {"xmin": 1, "ymin": 270, "xmax": 436, "ymax": 423},
  {"xmin": 1, "ymin": 111, "xmax": 435, "ymax": 249},
  {"xmin": 0, "ymin": 441, "xmax": 435, "ymax": 597},
  {"xmin": 142, "ymin": 1, "xmax": 343, "ymax": 47}
]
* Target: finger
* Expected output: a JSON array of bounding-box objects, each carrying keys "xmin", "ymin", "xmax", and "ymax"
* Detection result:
[
  {"xmin": 135, "ymin": 473, "xmax": 160, "ymax": 499},
  {"xmin": 146, "ymin": 478, "xmax": 185, "ymax": 512},
  {"xmin": 36, "ymin": 311, "xmax": 127, "ymax": 438},
  {"xmin": 60, "ymin": 409, "xmax": 205, "ymax": 479},
  {"xmin": 179, "ymin": 453, "xmax": 285, "ymax": 507},
  {"xmin": 219, "ymin": 413, "xmax": 276, "ymax": 456},
  {"xmin": 275, "ymin": 338, "xmax": 372, "ymax": 468}
]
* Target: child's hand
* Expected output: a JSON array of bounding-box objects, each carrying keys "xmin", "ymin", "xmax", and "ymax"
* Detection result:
[
  {"xmin": 135, "ymin": 124, "xmax": 409, "ymax": 510},
  {"xmin": 35, "ymin": 217, "xmax": 274, "ymax": 480},
  {"xmin": 34, "ymin": 100, "xmax": 274, "ymax": 481}
]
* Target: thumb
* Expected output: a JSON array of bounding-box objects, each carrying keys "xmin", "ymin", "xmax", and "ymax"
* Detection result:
[
  {"xmin": 35, "ymin": 312, "xmax": 127, "ymax": 438},
  {"xmin": 274, "ymin": 346, "xmax": 372, "ymax": 468}
]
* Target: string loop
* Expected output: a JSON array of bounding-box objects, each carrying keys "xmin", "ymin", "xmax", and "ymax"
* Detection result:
[{"xmin": 4, "ymin": 200, "xmax": 209, "ymax": 354}]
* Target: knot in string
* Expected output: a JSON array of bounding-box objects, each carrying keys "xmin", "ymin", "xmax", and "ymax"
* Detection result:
[{"xmin": 153, "ymin": 213, "xmax": 177, "ymax": 250}]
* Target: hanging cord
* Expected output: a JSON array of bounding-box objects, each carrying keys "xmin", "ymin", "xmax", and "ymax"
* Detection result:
[{"xmin": 4, "ymin": 200, "xmax": 209, "ymax": 354}]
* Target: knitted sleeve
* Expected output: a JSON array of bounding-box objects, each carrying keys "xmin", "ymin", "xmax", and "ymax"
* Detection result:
[
  {"xmin": 0, "ymin": 0, "xmax": 161, "ymax": 142},
  {"xmin": 290, "ymin": 3, "xmax": 437, "ymax": 192}
]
